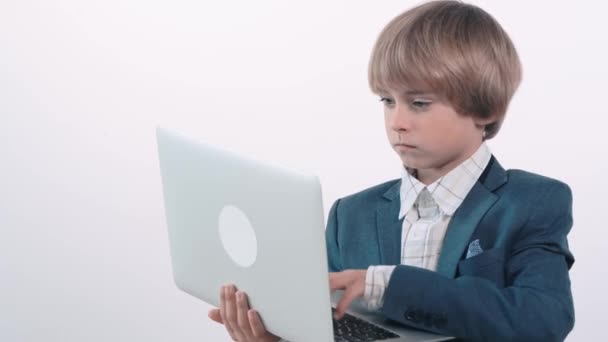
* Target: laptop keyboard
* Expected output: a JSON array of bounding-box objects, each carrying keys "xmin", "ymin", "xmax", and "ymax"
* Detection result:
[{"xmin": 332, "ymin": 308, "xmax": 399, "ymax": 341}]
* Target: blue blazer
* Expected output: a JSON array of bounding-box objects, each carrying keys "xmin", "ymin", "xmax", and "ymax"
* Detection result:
[{"xmin": 326, "ymin": 157, "xmax": 575, "ymax": 342}]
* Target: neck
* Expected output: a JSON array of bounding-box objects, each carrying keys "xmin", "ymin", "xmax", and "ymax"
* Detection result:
[{"xmin": 417, "ymin": 171, "xmax": 442, "ymax": 185}]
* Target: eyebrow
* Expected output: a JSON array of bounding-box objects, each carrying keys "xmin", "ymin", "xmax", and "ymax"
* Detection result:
[
  {"xmin": 379, "ymin": 89, "xmax": 434, "ymax": 97},
  {"xmin": 404, "ymin": 90, "xmax": 433, "ymax": 96}
]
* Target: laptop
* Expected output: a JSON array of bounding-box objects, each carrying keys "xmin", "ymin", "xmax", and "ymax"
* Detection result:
[{"xmin": 156, "ymin": 127, "xmax": 452, "ymax": 342}]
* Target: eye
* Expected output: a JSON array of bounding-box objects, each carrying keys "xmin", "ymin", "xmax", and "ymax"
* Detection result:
[
  {"xmin": 379, "ymin": 97, "xmax": 394, "ymax": 106},
  {"xmin": 411, "ymin": 99, "xmax": 432, "ymax": 110}
]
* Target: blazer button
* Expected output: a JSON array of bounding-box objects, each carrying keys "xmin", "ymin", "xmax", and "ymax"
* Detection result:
[
  {"xmin": 404, "ymin": 309, "xmax": 416, "ymax": 321},
  {"xmin": 404, "ymin": 308, "xmax": 423, "ymax": 323}
]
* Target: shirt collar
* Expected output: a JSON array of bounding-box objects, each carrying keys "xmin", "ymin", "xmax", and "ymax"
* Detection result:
[{"xmin": 398, "ymin": 142, "xmax": 492, "ymax": 219}]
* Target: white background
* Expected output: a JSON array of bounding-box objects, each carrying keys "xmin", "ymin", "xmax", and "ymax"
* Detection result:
[{"xmin": 1, "ymin": 0, "xmax": 606, "ymax": 341}]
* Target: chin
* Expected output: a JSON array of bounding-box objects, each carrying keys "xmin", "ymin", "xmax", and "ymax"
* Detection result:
[
  {"xmin": 399, "ymin": 156, "xmax": 434, "ymax": 171},
  {"xmin": 398, "ymin": 157, "xmax": 419, "ymax": 170}
]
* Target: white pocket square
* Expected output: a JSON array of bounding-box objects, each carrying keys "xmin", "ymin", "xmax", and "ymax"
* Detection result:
[{"xmin": 466, "ymin": 239, "xmax": 483, "ymax": 259}]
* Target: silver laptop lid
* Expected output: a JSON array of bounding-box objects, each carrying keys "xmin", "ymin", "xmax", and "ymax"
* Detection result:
[{"xmin": 156, "ymin": 127, "xmax": 334, "ymax": 342}]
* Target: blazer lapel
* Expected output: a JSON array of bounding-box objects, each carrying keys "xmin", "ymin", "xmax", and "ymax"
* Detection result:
[
  {"xmin": 435, "ymin": 157, "xmax": 507, "ymax": 278},
  {"xmin": 376, "ymin": 181, "xmax": 402, "ymax": 265}
]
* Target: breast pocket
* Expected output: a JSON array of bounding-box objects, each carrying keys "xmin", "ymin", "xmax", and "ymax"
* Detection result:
[{"xmin": 457, "ymin": 247, "xmax": 506, "ymax": 287}]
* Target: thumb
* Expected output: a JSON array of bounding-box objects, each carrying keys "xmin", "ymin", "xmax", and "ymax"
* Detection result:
[{"xmin": 208, "ymin": 308, "xmax": 223, "ymax": 324}]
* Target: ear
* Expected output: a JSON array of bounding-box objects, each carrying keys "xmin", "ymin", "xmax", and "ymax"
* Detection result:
[
  {"xmin": 473, "ymin": 115, "xmax": 495, "ymax": 127},
  {"xmin": 473, "ymin": 115, "xmax": 496, "ymax": 131}
]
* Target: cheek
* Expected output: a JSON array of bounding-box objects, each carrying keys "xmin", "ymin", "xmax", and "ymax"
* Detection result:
[
  {"xmin": 434, "ymin": 116, "xmax": 473, "ymax": 140},
  {"xmin": 383, "ymin": 116, "xmax": 393, "ymax": 136},
  {"xmin": 423, "ymin": 120, "xmax": 453, "ymax": 141}
]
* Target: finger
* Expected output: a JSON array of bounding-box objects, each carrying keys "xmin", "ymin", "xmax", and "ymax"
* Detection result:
[
  {"xmin": 248, "ymin": 309, "xmax": 267, "ymax": 338},
  {"xmin": 208, "ymin": 308, "xmax": 223, "ymax": 324},
  {"xmin": 236, "ymin": 291, "xmax": 254, "ymax": 339},
  {"xmin": 219, "ymin": 286, "xmax": 236, "ymax": 340},
  {"xmin": 222, "ymin": 285, "xmax": 241, "ymax": 341},
  {"xmin": 335, "ymin": 283, "xmax": 363, "ymax": 320},
  {"xmin": 219, "ymin": 286, "xmax": 230, "ymax": 329},
  {"xmin": 225, "ymin": 285, "xmax": 242, "ymax": 339}
]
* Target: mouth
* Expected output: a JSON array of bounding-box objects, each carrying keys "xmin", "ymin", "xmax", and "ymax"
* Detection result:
[{"xmin": 394, "ymin": 143, "xmax": 417, "ymax": 149}]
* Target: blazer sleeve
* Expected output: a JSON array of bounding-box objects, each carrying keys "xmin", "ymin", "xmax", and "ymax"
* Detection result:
[
  {"xmin": 380, "ymin": 182, "xmax": 575, "ymax": 342},
  {"xmin": 326, "ymin": 198, "xmax": 344, "ymax": 272}
]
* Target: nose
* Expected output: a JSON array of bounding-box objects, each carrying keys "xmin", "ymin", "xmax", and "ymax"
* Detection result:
[{"xmin": 387, "ymin": 103, "xmax": 413, "ymax": 132}]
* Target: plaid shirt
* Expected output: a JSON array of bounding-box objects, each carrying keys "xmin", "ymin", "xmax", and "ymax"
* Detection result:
[{"xmin": 363, "ymin": 143, "xmax": 492, "ymax": 310}]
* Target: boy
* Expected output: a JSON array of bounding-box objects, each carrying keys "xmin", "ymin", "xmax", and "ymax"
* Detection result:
[{"xmin": 208, "ymin": 1, "xmax": 575, "ymax": 341}]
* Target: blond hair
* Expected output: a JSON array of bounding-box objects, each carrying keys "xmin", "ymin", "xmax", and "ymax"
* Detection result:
[{"xmin": 368, "ymin": 0, "xmax": 522, "ymax": 139}]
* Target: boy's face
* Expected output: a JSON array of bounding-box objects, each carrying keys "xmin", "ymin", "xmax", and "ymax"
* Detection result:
[{"xmin": 379, "ymin": 87, "xmax": 488, "ymax": 184}]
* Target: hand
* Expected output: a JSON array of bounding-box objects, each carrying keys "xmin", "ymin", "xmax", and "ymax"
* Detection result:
[
  {"xmin": 208, "ymin": 284, "xmax": 280, "ymax": 342},
  {"xmin": 329, "ymin": 270, "xmax": 366, "ymax": 320}
]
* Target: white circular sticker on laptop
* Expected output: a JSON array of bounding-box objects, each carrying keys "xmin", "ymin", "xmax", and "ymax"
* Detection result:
[{"xmin": 218, "ymin": 205, "xmax": 258, "ymax": 268}]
